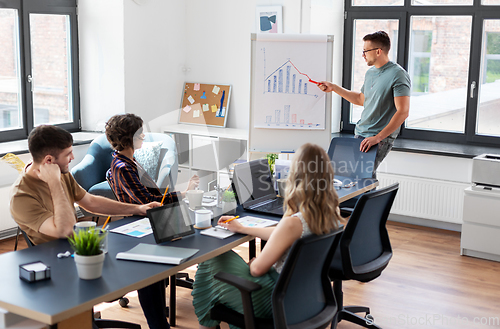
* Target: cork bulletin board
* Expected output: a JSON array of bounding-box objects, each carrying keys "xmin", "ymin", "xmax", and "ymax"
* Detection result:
[{"xmin": 178, "ymin": 82, "xmax": 231, "ymax": 127}]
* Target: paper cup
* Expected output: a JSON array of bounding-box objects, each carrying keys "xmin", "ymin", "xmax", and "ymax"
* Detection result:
[
  {"xmin": 195, "ymin": 209, "xmax": 212, "ymax": 229},
  {"xmin": 186, "ymin": 190, "xmax": 204, "ymax": 209}
]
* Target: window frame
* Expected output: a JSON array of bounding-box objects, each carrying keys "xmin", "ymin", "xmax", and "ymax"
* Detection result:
[
  {"xmin": 0, "ymin": 0, "xmax": 80, "ymax": 142},
  {"xmin": 342, "ymin": 0, "xmax": 500, "ymax": 146}
]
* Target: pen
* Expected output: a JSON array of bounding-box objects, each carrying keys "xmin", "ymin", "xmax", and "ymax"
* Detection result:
[
  {"xmin": 222, "ymin": 215, "xmax": 239, "ymax": 224},
  {"xmin": 102, "ymin": 216, "xmax": 111, "ymax": 230},
  {"xmin": 160, "ymin": 186, "xmax": 170, "ymax": 205}
]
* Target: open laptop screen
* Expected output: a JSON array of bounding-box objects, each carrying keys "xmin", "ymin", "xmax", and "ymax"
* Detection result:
[{"xmin": 232, "ymin": 159, "xmax": 276, "ymax": 206}]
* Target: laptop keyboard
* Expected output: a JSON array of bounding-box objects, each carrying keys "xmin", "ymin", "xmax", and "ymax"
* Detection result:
[{"xmin": 250, "ymin": 198, "xmax": 284, "ymax": 212}]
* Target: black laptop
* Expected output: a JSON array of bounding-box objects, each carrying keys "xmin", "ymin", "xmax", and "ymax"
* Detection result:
[{"xmin": 232, "ymin": 159, "xmax": 284, "ymax": 216}]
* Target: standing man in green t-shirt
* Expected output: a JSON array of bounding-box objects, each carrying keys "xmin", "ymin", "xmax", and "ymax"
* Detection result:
[{"xmin": 319, "ymin": 31, "xmax": 410, "ymax": 177}]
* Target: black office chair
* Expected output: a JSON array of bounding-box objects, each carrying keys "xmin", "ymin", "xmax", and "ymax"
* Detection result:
[
  {"xmin": 16, "ymin": 228, "xmax": 141, "ymax": 329},
  {"xmin": 329, "ymin": 183, "xmax": 399, "ymax": 329},
  {"xmin": 327, "ymin": 137, "xmax": 378, "ymax": 216},
  {"xmin": 210, "ymin": 229, "xmax": 343, "ymax": 329}
]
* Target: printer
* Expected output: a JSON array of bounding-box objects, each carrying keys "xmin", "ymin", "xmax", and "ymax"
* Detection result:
[
  {"xmin": 461, "ymin": 153, "xmax": 500, "ymax": 262},
  {"xmin": 471, "ymin": 153, "xmax": 500, "ymax": 189}
]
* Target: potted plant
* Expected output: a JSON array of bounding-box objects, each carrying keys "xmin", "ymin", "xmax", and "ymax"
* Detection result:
[
  {"xmin": 221, "ymin": 190, "xmax": 237, "ymax": 215},
  {"xmin": 68, "ymin": 227, "xmax": 107, "ymax": 280}
]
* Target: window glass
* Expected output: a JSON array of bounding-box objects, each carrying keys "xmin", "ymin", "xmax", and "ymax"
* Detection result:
[
  {"xmin": 482, "ymin": 0, "xmax": 500, "ymax": 4},
  {"xmin": 477, "ymin": 20, "xmax": 500, "ymax": 137},
  {"xmin": 406, "ymin": 16, "xmax": 472, "ymax": 133},
  {"xmin": 353, "ymin": 0, "xmax": 404, "ymax": 6},
  {"xmin": 30, "ymin": 14, "xmax": 73, "ymax": 126},
  {"xmin": 412, "ymin": 0, "xmax": 473, "ymax": 5},
  {"xmin": 0, "ymin": 9, "xmax": 22, "ymax": 131},
  {"xmin": 351, "ymin": 19, "xmax": 399, "ymax": 124}
]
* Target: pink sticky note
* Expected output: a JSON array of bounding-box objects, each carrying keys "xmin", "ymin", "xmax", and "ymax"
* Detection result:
[
  {"xmin": 183, "ymin": 105, "xmax": 192, "ymax": 113},
  {"xmin": 194, "ymin": 83, "xmax": 201, "ymax": 91}
]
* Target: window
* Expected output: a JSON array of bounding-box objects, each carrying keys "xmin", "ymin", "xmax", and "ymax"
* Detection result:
[
  {"xmin": 343, "ymin": 0, "xmax": 500, "ymax": 146},
  {"xmin": 0, "ymin": 0, "xmax": 79, "ymax": 142}
]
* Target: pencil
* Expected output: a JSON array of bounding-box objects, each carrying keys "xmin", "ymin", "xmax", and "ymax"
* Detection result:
[
  {"xmin": 102, "ymin": 216, "xmax": 111, "ymax": 230},
  {"xmin": 222, "ymin": 215, "xmax": 239, "ymax": 224},
  {"xmin": 160, "ymin": 186, "xmax": 170, "ymax": 205}
]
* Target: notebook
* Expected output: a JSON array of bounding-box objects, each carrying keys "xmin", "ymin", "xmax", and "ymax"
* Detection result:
[
  {"xmin": 232, "ymin": 159, "xmax": 284, "ymax": 216},
  {"xmin": 116, "ymin": 243, "xmax": 199, "ymax": 265},
  {"xmin": 146, "ymin": 201, "xmax": 195, "ymax": 244}
]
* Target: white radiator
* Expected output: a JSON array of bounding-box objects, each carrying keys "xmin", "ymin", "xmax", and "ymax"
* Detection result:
[{"xmin": 377, "ymin": 173, "xmax": 469, "ymax": 224}]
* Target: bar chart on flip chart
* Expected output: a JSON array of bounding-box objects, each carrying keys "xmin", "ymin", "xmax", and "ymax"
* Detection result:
[
  {"xmin": 253, "ymin": 35, "xmax": 327, "ymax": 130},
  {"xmin": 249, "ymin": 34, "xmax": 333, "ymax": 153}
]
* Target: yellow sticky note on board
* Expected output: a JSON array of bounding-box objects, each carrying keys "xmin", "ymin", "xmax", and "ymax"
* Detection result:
[
  {"xmin": 212, "ymin": 85, "xmax": 220, "ymax": 94},
  {"xmin": 211, "ymin": 105, "xmax": 218, "ymax": 113},
  {"xmin": 202, "ymin": 104, "xmax": 209, "ymax": 112}
]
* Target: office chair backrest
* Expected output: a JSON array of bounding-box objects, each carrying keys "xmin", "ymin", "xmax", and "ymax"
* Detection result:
[
  {"xmin": 327, "ymin": 137, "xmax": 377, "ymax": 179},
  {"xmin": 341, "ymin": 183, "xmax": 399, "ymax": 282},
  {"xmin": 272, "ymin": 229, "xmax": 342, "ymax": 329},
  {"xmin": 20, "ymin": 228, "xmax": 35, "ymax": 248}
]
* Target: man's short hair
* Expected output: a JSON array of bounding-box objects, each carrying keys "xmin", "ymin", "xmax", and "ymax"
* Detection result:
[
  {"xmin": 105, "ymin": 114, "xmax": 143, "ymax": 151},
  {"xmin": 363, "ymin": 31, "xmax": 391, "ymax": 52},
  {"xmin": 28, "ymin": 125, "xmax": 73, "ymax": 163}
]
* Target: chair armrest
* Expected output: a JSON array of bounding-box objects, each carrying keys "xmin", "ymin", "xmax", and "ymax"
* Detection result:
[
  {"xmin": 340, "ymin": 207, "xmax": 354, "ymax": 218},
  {"xmin": 214, "ymin": 271, "xmax": 262, "ymax": 329},
  {"xmin": 214, "ymin": 271, "xmax": 262, "ymax": 293}
]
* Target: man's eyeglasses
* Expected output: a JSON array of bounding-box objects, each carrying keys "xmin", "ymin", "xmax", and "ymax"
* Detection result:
[{"xmin": 362, "ymin": 48, "xmax": 379, "ymax": 56}]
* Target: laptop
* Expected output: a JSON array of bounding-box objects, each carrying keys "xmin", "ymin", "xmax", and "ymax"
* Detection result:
[
  {"xmin": 146, "ymin": 201, "xmax": 195, "ymax": 244},
  {"xmin": 232, "ymin": 159, "xmax": 284, "ymax": 216}
]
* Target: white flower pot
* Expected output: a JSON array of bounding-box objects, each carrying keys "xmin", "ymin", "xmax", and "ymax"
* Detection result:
[
  {"xmin": 222, "ymin": 201, "xmax": 237, "ymax": 215},
  {"xmin": 74, "ymin": 252, "xmax": 105, "ymax": 280}
]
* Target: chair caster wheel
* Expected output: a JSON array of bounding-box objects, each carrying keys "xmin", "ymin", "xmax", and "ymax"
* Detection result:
[
  {"xmin": 365, "ymin": 314, "xmax": 375, "ymax": 325},
  {"xmin": 119, "ymin": 297, "xmax": 129, "ymax": 307}
]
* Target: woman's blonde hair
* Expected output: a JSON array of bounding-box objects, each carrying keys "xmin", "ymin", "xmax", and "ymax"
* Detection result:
[{"xmin": 283, "ymin": 143, "xmax": 341, "ymax": 235}]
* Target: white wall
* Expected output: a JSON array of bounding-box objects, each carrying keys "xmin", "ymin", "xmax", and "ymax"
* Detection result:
[
  {"xmin": 79, "ymin": 0, "xmax": 187, "ymax": 132},
  {"xmin": 78, "ymin": 0, "xmax": 125, "ymax": 131},
  {"xmin": 123, "ymin": 0, "xmax": 187, "ymax": 129}
]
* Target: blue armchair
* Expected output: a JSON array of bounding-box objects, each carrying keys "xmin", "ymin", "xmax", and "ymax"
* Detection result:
[{"xmin": 71, "ymin": 133, "xmax": 178, "ymax": 199}]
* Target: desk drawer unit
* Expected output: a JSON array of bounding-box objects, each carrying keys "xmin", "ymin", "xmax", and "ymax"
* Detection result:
[{"xmin": 461, "ymin": 187, "xmax": 500, "ymax": 262}]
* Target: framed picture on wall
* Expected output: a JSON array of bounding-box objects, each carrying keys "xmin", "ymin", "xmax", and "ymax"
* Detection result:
[{"xmin": 256, "ymin": 6, "xmax": 282, "ymax": 34}]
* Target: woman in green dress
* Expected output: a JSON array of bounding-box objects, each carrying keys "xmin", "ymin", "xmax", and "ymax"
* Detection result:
[{"xmin": 192, "ymin": 143, "xmax": 344, "ymax": 329}]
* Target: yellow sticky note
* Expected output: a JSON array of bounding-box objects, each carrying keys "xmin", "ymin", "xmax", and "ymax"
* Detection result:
[
  {"xmin": 193, "ymin": 110, "xmax": 200, "ymax": 118},
  {"xmin": 202, "ymin": 104, "xmax": 209, "ymax": 112},
  {"xmin": 212, "ymin": 85, "xmax": 220, "ymax": 94},
  {"xmin": 211, "ymin": 105, "xmax": 218, "ymax": 113}
]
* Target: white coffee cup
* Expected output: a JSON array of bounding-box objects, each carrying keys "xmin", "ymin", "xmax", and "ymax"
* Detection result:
[
  {"xmin": 195, "ymin": 209, "xmax": 212, "ymax": 228},
  {"xmin": 277, "ymin": 178, "xmax": 287, "ymax": 197},
  {"xmin": 186, "ymin": 190, "xmax": 204, "ymax": 209},
  {"xmin": 74, "ymin": 221, "xmax": 96, "ymax": 233}
]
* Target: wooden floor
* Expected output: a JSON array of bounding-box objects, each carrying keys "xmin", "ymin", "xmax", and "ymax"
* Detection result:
[{"xmin": 3, "ymin": 222, "xmax": 500, "ymax": 329}]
